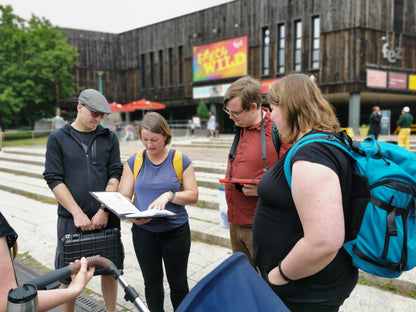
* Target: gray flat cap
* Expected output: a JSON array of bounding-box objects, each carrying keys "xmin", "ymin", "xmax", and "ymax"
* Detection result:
[{"xmin": 78, "ymin": 89, "xmax": 111, "ymax": 114}]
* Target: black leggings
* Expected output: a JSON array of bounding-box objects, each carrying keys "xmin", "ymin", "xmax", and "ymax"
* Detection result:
[{"xmin": 132, "ymin": 222, "xmax": 191, "ymax": 312}]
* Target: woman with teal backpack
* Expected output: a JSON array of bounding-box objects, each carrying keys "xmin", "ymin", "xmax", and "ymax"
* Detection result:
[{"xmin": 253, "ymin": 74, "xmax": 358, "ymax": 312}]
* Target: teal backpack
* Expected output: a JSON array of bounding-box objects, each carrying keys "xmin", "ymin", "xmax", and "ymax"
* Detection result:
[{"xmin": 284, "ymin": 132, "xmax": 416, "ymax": 278}]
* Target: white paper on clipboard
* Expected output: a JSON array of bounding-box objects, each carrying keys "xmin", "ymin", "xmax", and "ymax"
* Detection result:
[{"xmin": 90, "ymin": 191, "xmax": 177, "ymax": 219}]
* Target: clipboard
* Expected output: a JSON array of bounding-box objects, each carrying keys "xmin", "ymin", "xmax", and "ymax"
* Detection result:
[
  {"xmin": 219, "ymin": 178, "xmax": 260, "ymax": 185},
  {"xmin": 90, "ymin": 191, "xmax": 177, "ymax": 219}
]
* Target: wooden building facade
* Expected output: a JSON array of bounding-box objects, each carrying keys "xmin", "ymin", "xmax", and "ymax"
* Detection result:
[{"xmin": 62, "ymin": 0, "xmax": 416, "ymax": 134}]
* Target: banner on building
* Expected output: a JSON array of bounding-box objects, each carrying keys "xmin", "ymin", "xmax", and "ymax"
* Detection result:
[
  {"xmin": 388, "ymin": 72, "xmax": 407, "ymax": 89},
  {"xmin": 409, "ymin": 75, "xmax": 416, "ymax": 91},
  {"xmin": 193, "ymin": 83, "xmax": 231, "ymax": 99},
  {"xmin": 261, "ymin": 78, "xmax": 281, "ymax": 94},
  {"xmin": 366, "ymin": 69, "xmax": 387, "ymax": 88},
  {"xmin": 193, "ymin": 36, "xmax": 248, "ymax": 82}
]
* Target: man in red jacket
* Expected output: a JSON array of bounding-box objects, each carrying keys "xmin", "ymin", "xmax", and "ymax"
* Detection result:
[{"xmin": 223, "ymin": 76, "xmax": 290, "ymax": 268}]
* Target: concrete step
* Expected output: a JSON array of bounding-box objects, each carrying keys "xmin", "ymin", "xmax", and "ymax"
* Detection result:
[
  {"xmin": 0, "ymin": 170, "xmax": 230, "ymax": 248},
  {"xmin": 0, "ymin": 158, "xmax": 225, "ymax": 190},
  {"xmin": 0, "ymin": 147, "xmax": 229, "ymax": 248}
]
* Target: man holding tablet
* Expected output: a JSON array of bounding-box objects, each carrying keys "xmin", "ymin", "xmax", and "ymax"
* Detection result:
[{"xmin": 222, "ymin": 76, "xmax": 290, "ymax": 268}]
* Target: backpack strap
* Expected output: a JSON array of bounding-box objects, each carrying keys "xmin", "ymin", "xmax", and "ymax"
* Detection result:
[
  {"xmin": 260, "ymin": 114, "xmax": 267, "ymax": 174},
  {"xmin": 284, "ymin": 133, "xmax": 352, "ymax": 188},
  {"xmin": 228, "ymin": 127, "xmax": 241, "ymax": 178},
  {"xmin": 172, "ymin": 150, "xmax": 184, "ymax": 190},
  {"xmin": 272, "ymin": 123, "xmax": 281, "ymax": 157},
  {"xmin": 228, "ymin": 119, "xmax": 281, "ymax": 177},
  {"xmin": 133, "ymin": 151, "xmax": 144, "ymax": 183}
]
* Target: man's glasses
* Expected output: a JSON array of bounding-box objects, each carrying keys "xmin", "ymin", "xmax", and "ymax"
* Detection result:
[
  {"xmin": 223, "ymin": 106, "xmax": 245, "ymax": 119},
  {"xmin": 82, "ymin": 105, "xmax": 106, "ymax": 118}
]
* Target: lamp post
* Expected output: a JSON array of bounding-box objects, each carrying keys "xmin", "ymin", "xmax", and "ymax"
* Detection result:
[
  {"xmin": 96, "ymin": 71, "xmax": 104, "ymax": 93},
  {"xmin": 96, "ymin": 71, "xmax": 105, "ymax": 125}
]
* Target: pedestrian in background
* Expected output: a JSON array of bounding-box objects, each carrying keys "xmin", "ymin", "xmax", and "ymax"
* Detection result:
[
  {"xmin": 123, "ymin": 122, "xmax": 134, "ymax": 141},
  {"xmin": 207, "ymin": 111, "xmax": 216, "ymax": 138},
  {"xmin": 52, "ymin": 111, "xmax": 65, "ymax": 131},
  {"xmin": 43, "ymin": 89, "xmax": 124, "ymax": 312},
  {"xmin": 119, "ymin": 112, "xmax": 198, "ymax": 312},
  {"xmin": 369, "ymin": 106, "xmax": 381, "ymax": 140},
  {"xmin": 253, "ymin": 73, "xmax": 358, "ymax": 312},
  {"xmin": 222, "ymin": 76, "xmax": 290, "ymax": 269},
  {"xmin": 397, "ymin": 106, "xmax": 413, "ymax": 150},
  {"xmin": 114, "ymin": 120, "xmax": 123, "ymax": 138}
]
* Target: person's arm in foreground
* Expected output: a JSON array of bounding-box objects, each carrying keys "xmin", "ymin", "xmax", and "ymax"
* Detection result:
[
  {"xmin": 268, "ymin": 160, "xmax": 345, "ymax": 285},
  {"xmin": 0, "ymin": 237, "xmax": 17, "ymax": 312},
  {"xmin": 37, "ymin": 257, "xmax": 95, "ymax": 312},
  {"xmin": 0, "ymin": 238, "xmax": 94, "ymax": 312}
]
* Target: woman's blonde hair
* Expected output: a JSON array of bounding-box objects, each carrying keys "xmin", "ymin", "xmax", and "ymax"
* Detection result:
[
  {"xmin": 138, "ymin": 112, "xmax": 172, "ymax": 145},
  {"xmin": 267, "ymin": 73, "xmax": 340, "ymax": 143}
]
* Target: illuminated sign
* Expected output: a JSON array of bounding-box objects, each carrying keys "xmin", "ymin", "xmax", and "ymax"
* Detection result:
[
  {"xmin": 388, "ymin": 72, "xmax": 407, "ymax": 89},
  {"xmin": 409, "ymin": 75, "xmax": 416, "ymax": 91},
  {"xmin": 193, "ymin": 83, "xmax": 231, "ymax": 99},
  {"xmin": 366, "ymin": 69, "xmax": 387, "ymax": 88},
  {"xmin": 261, "ymin": 78, "xmax": 281, "ymax": 94},
  {"xmin": 193, "ymin": 36, "xmax": 248, "ymax": 82}
]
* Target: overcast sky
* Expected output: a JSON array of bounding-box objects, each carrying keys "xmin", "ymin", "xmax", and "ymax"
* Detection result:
[{"xmin": 0, "ymin": 0, "xmax": 233, "ymax": 33}]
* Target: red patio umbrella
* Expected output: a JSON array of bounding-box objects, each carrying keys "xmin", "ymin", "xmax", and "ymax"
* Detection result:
[
  {"xmin": 109, "ymin": 102, "xmax": 135, "ymax": 113},
  {"xmin": 126, "ymin": 99, "xmax": 166, "ymax": 111}
]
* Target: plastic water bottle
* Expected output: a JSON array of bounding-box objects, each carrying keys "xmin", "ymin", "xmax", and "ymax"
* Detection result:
[{"xmin": 218, "ymin": 187, "xmax": 229, "ymax": 228}]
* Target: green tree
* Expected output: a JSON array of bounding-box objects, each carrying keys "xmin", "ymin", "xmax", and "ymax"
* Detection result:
[
  {"xmin": 196, "ymin": 100, "xmax": 210, "ymax": 119},
  {"xmin": 0, "ymin": 5, "xmax": 78, "ymax": 129}
]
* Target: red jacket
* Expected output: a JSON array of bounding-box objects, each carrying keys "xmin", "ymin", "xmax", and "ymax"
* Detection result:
[{"xmin": 225, "ymin": 108, "xmax": 290, "ymax": 226}]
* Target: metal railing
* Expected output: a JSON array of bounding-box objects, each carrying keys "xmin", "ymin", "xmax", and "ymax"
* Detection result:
[{"xmin": 2, "ymin": 129, "xmax": 53, "ymax": 146}]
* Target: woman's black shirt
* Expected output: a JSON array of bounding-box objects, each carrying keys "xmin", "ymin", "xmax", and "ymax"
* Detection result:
[{"xmin": 253, "ymin": 131, "xmax": 358, "ymax": 303}]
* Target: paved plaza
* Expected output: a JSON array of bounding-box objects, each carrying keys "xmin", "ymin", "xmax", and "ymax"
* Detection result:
[{"xmin": 1, "ymin": 135, "xmax": 415, "ymax": 311}]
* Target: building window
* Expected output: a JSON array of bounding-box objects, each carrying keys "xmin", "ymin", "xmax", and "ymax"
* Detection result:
[
  {"xmin": 394, "ymin": 0, "xmax": 404, "ymax": 33},
  {"xmin": 262, "ymin": 26, "xmax": 270, "ymax": 76},
  {"xmin": 140, "ymin": 54, "xmax": 146, "ymax": 90},
  {"xmin": 149, "ymin": 52, "xmax": 155, "ymax": 89},
  {"xmin": 159, "ymin": 50, "xmax": 164, "ymax": 89},
  {"xmin": 311, "ymin": 16, "xmax": 320, "ymax": 69},
  {"xmin": 277, "ymin": 23, "xmax": 285, "ymax": 74},
  {"xmin": 168, "ymin": 47, "xmax": 173, "ymax": 87},
  {"xmin": 178, "ymin": 45, "xmax": 184, "ymax": 86},
  {"xmin": 293, "ymin": 20, "xmax": 302, "ymax": 72}
]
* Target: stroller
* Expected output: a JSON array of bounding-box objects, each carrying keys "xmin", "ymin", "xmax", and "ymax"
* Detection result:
[{"xmin": 8, "ymin": 252, "xmax": 289, "ymax": 312}]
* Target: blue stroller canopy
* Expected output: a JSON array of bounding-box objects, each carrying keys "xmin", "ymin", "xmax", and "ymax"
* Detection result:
[{"xmin": 177, "ymin": 252, "xmax": 290, "ymax": 312}]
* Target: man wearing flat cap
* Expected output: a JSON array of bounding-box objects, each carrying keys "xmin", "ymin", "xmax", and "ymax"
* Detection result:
[{"xmin": 43, "ymin": 89, "xmax": 123, "ymax": 312}]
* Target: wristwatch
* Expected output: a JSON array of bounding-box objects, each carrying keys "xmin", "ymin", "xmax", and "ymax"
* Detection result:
[
  {"xmin": 168, "ymin": 191, "xmax": 176, "ymax": 202},
  {"xmin": 99, "ymin": 204, "xmax": 109, "ymax": 212}
]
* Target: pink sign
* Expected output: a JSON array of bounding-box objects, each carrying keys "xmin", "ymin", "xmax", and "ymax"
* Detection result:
[
  {"xmin": 366, "ymin": 70, "xmax": 387, "ymax": 88},
  {"xmin": 388, "ymin": 72, "xmax": 407, "ymax": 89},
  {"xmin": 261, "ymin": 78, "xmax": 281, "ymax": 94}
]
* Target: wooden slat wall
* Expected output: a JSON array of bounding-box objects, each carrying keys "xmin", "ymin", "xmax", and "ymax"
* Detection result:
[{"xmin": 62, "ymin": 0, "xmax": 416, "ymax": 107}]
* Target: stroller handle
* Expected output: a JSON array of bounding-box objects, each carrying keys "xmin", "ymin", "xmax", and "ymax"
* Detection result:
[
  {"xmin": 29, "ymin": 256, "xmax": 115, "ymax": 289},
  {"xmin": 69, "ymin": 256, "xmax": 114, "ymax": 274},
  {"xmin": 13, "ymin": 256, "xmax": 148, "ymax": 312}
]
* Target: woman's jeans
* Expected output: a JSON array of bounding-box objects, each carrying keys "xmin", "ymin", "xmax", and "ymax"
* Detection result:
[{"xmin": 132, "ymin": 222, "xmax": 191, "ymax": 311}]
